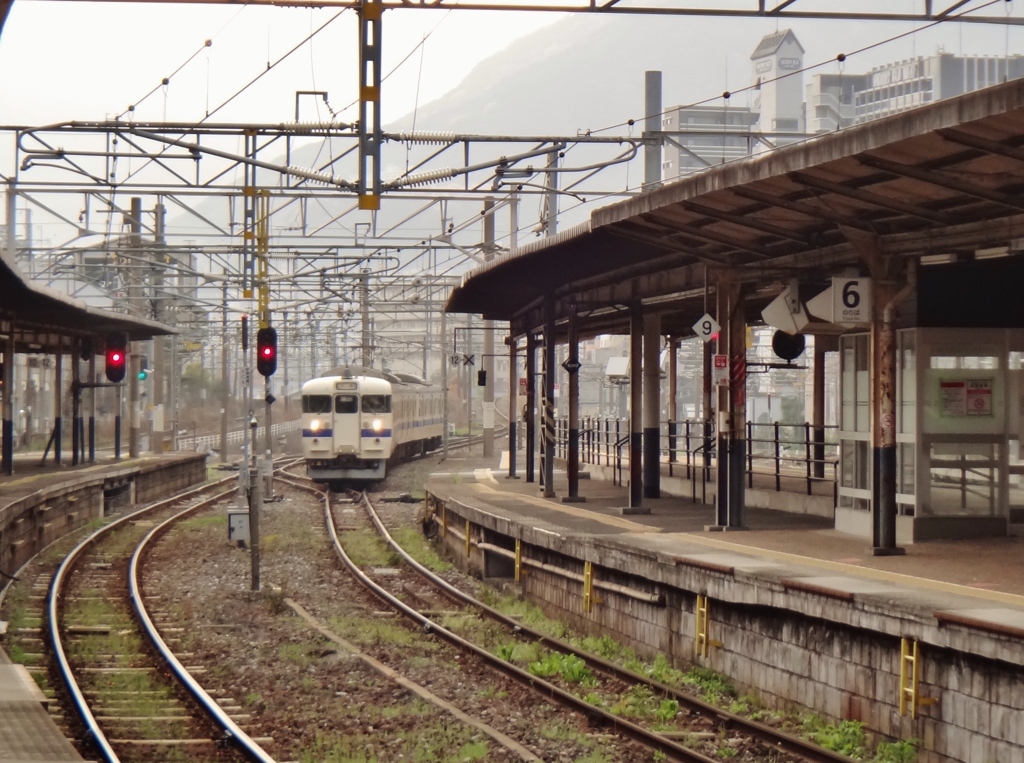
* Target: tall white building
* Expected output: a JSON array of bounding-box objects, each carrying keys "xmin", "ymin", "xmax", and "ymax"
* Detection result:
[{"xmin": 750, "ymin": 28, "xmax": 806, "ymax": 134}]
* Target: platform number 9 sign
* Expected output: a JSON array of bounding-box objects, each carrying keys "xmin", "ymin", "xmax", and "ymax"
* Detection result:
[{"xmin": 692, "ymin": 313, "xmax": 721, "ymax": 343}]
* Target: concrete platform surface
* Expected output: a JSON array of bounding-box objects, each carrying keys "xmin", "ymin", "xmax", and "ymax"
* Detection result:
[
  {"xmin": 0, "ymin": 663, "xmax": 83, "ymax": 762},
  {"xmin": 429, "ymin": 454, "xmax": 1024, "ymax": 635}
]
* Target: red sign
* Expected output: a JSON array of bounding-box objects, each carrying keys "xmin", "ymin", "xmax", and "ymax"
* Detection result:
[{"xmin": 518, "ymin": 377, "xmax": 528, "ymax": 396}]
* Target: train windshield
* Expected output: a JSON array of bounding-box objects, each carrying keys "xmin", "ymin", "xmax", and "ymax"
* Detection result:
[
  {"xmin": 302, "ymin": 395, "xmax": 331, "ymax": 414},
  {"xmin": 361, "ymin": 394, "xmax": 392, "ymax": 414},
  {"xmin": 335, "ymin": 395, "xmax": 358, "ymax": 414}
]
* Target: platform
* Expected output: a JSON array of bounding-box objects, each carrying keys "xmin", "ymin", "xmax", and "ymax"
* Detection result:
[
  {"xmin": 0, "ymin": 658, "xmax": 83, "ymax": 763},
  {"xmin": 427, "ymin": 454, "xmax": 1024, "ymax": 763}
]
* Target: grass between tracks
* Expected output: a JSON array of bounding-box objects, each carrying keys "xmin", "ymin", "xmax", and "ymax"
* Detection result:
[{"xmin": 389, "ymin": 519, "xmax": 920, "ymax": 763}]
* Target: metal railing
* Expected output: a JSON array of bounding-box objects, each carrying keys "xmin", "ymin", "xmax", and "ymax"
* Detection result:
[
  {"xmin": 555, "ymin": 417, "xmax": 839, "ymax": 500},
  {"xmin": 177, "ymin": 418, "xmax": 302, "ymax": 452}
]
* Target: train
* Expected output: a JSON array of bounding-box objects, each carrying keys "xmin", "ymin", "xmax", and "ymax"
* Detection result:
[{"xmin": 300, "ymin": 366, "xmax": 444, "ymax": 487}]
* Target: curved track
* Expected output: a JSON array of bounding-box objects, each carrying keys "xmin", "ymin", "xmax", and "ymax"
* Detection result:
[
  {"xmin": 43, "ymin": 467, "xmax": 297, "ymax": 763},
  {"xmin": 356, "ymin": 490, "xmax": 856, "ymax": 763}
]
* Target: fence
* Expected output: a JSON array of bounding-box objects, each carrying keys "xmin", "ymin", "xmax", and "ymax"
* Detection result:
[
  {"xmin": 177, "ymin": 418, "xmax": 302, "ymax": 452},
  {"xmin": 554, "ymin": 417, "xmax": 839, "ymax": 501}
]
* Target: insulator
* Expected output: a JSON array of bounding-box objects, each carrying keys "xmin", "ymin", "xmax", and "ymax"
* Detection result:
[
  {"xmin": 283, "ymin": 121, "xmax": 353, "ymax": 134},
  {"xmin": 286, "ymin": 165, "xmax": 347, "ymax": 187},
  {"xmin": 395, "ymin": 131, "xmax": 456, "ymax": 145},
  {"xmin": 387, "ymin": 168, "xmax": 458, "ymax": 189}
]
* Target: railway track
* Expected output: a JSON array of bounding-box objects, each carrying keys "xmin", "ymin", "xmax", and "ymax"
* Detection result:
[
  {"xmin": 283, "ymin": 473, "xmax": 857, "ymax": 763},
  {"xmin": 2, "ymin": 463, "xmax": 302, "ymax": 763}
]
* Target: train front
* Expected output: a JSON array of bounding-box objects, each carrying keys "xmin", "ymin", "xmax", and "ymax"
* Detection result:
[{"xmin": 301, "ymin": 375, "xmax": 394, "ymax": 485}]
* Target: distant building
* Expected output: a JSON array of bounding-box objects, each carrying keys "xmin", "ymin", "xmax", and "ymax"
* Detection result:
[
  {"xmin": 663, "ymin": 29, "xmax": 806, "ymax": 177},
  {"xmin": 663, "ymin": 32, "xmax": 1024, "ymax": 178},
  {"xmin": 807, "ymin": 53, "xmax": 1024, "ymax": 133}
]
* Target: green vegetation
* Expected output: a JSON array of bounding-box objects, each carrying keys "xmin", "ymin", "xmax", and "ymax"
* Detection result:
[
  {"xmin": 340, "ymin": 529, "xmax": 401, "ymax": 568},
  {"xmin": 297, "ymin": 719, "xmax": 490, "ymax": 762},
  {"xmin": 874, "ymin": 739, "xmax": 919, "ymax": 763},
  {"xmin": 801, "ymin": 716, "xmax": 868, "ymax": 759},
  {"xmin": 392, "ymin": 526, "xmax": 451, "ymax": 572}
]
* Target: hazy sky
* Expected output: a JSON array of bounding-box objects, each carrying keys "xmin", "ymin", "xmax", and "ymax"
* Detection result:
[{"xmin": 3, "ymin": 0, "xmax": 1023, "ymax": 132}]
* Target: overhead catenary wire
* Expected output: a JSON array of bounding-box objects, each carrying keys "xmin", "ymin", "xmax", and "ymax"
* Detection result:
[{"xmin": 587, "ymin": 0, "xmax": 1008, "ymax": 137}]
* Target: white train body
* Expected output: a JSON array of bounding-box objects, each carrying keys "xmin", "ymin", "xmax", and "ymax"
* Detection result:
[{"xmin": 301, "ymin": 369, "xmax": 443, "ymax": 484}]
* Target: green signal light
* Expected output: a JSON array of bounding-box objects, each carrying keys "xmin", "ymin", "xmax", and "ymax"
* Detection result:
[{"xmin": 138, "ymin": 370, "xmax": 149, "ymax": 380}]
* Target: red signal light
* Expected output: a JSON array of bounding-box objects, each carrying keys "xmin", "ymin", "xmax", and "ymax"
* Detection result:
[{"xmin": 111, "ymin": 352, "xmax": 122, "ymax": 363}]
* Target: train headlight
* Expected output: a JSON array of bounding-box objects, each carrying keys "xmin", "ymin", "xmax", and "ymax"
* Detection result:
[
  {"xmin": 310, "ymin": 419, "xmax": 321, "ymax": 432},
  {"xmin": 372, "ymin": 419, "xmax": 383, "ymax": 432}
]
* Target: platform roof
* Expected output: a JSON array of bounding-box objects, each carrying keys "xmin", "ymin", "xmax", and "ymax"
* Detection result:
[
  {"xmin": 0, "ymin": 250, "xmax": 176, "ymax": 353},
  {"xmin": 447, "ymin": 77, "xmax": 1024, "ymax": 338}
]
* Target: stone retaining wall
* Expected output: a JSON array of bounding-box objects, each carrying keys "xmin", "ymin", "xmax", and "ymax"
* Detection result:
[
  {"xmin": 429, "ymin": 491, "xmax": 1024, "ymax": 763},
  {"xmin": 0, "ymin": 455, "xmax": 208, "ymax": 579}
]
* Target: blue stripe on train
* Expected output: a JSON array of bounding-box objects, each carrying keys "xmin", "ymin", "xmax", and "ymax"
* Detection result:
[
  {"xmin": 302, "ymin": 428, "xmax": 334, "ymax": 437},
  {"xmin": 361, "ymin": 429, "xmax": 393, "ymax": 437}
]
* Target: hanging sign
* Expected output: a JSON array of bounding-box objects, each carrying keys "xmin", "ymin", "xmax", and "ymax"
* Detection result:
[
  {"xmin": 712, "ymin": 354, "xmax": 729, "ymax": 387},
  {"xmin": 692, "ymin": 313, "xmax": 721, "ymax": 343}
]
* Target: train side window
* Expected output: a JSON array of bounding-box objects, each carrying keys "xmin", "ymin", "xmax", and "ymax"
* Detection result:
[
  {"xmin": 362, "ymin": 394, "xmax": 392, "ymax": 413},
  {"xmin": 335, "ymin": 395, "xmax": 358, "ymax": 414},
  {"xmin": 302, "ymin": 395, "xmax": 331, "ymax": 414}
]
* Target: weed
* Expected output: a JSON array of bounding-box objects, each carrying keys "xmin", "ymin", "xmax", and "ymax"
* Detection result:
[
  {"xmin": 874, "ymin": 739, "xmax": 919, "ymax": 763},
  {"xmin": 653, "ymin": 752, "xmax": 667, "ymax": 762},
  {"xmin": 245, "ymin": 692, "xmax": 263, "ymax": 706},
  {"xmin": 496, "ymin": 642, "xmax": 516, "ymax": 662},
  {"xmin": 528, "ymin": 651, "xmax": 564, "ymax": 678},
  {"xmin": 716, "ymin": 746, "xmax": 738, "ymax": 758},
  {"xmin": 583, "ymin": 692, "xmax": 606, "ymax": 708},
  {"xmin": 577, "ymin": 634, "xmax": 626, "ymax": 661},
  {"xmin": 682, "ymin": 667, "xmax": 737, "ymax": 703},
  {"xmin": 656, "ymin": 698, "xmax": 680, "ymax": 723},
  {"xmin": 392, "ymin": 525, "xmax": 452, "ymax": 572},
  {"xmin": 559, "ymin": 653, "xmax": 593, "ymax": 684},
  {"xmin": 340, "ymin": 529, "xmax": 401, "ymax": 568},
  {"xmin": 801, "ymin": 716, "xmax": 867, "ymax": 758}
]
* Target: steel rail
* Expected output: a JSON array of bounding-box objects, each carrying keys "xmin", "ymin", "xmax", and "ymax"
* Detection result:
[
  {"xmin": 46, "ymin": 474, "xmax": 237, "ymax": 763},
  {"xmin": 358, "ymin": 492, "xmax": 858, "ymax": 763},
  {"xmin": 129, "ymin": 491, "xmax": 278, "ymax": 763},
  {"xmin": 277, "ymin": 474, "xmax": 722, "ymax": 763}
]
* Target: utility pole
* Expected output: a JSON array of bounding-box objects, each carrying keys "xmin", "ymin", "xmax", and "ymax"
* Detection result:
[
  {"xmin": 221, "ymin": 286, "xmax": 229, "ymax": 463},
  {"xmin": 482, "ymin": 196, "xmax": 495, "ymax": 459},
  {"xmin": 361, "ymin": 270, "xmax": 371, "ymax": 367}
]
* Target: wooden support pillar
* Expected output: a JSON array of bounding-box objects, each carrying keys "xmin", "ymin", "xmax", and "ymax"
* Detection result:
[
  {"xmin": 628, "ymin": 306, "xmax": 645, "ymax": 511},
  {"xmin": 1, "ymin": 327, "xmax": 13, "ymax": 475},
  {"xmin": 507, "ymin": 335, "xmax": 519, "ymax": 480},
  {"xmin": 668, "ymin": 337, "xmax": 678, "ymax": 463},
  {"xmin": 564, "ymin": 307, "xmax": 585, "ymax": 502},
  {"xmin": 643, "ymin": 311, "xmax": 661, "ymax": 499},
  {"xmin": 715, "ymin": 277, "xmax": 745, "ymax": 528},
  {"xmin": 813, "ymin": 337, "xmax": 826, "ymax": 479},
  {"xmin": 542, "ymin": 297, "xmax": 556, "ymax": 499},
  {"xmin": 525, "ymin": 332, "xmax": 537, "ymax": 483},
  {"xmin": 53, "ymin": 350, "xmax": 62, "ymax": 465}
]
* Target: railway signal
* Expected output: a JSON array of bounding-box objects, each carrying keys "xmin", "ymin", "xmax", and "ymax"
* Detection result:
[
  {"xmin": 104, "ymin": 334, "xmax": 127, "ymax": 383},
  {"xmin": 256, "ymin": 327, "xmax": 278, "ymax": 377}
]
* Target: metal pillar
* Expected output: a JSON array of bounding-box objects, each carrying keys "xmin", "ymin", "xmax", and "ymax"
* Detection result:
[
  {"xmin": 360, "ymin": 270, "xmax": 372, "ymax": 367},
  {"xmin": 441, "ymin": 307, "xmax": 449, "ymax": 457},
  {"xmin": 357, "ymin": 0, "xmax": 383, "ymax": 211},
  {"xmin": 88, "ymin": 352, "xmax": 96, "ymax": 462},
  {"xmin": 643, "ymin": 312, "xmax": 661, "ymax": 499},
  {"xmin": 129, "ymin": 352, "xmax": 140, "ymax": 458},
  {"xmin": 870, "ymin": 257, "xmax": 913, "ymax": 555},
  {"xmin": 564, "ymin": 308, "xmax": 584, "ymax": 502},
  {"xmin": 525, "ymin": 332, "xmax": 537, "ymax": 483},
  {"xmin": 507, "ymin": 336, "xmax": 519, "ymax": 479},
  {"xmin": 483, "ymin": 197, "xmax": 495, "ymax": 459},
  {"xmin": 715, "ymin": 278, "xmax": 746, "ymax": 528},
  {"xmin": 542, "ymin": 297, "xmax": 556, "ymax": 498},
  {"xmin": 71, "ymin": 342, "xmax": 80, "ymax": 466},
  {"xmin": 114, "ymin": 382, "xmax": 121, "ymax": 460},
  {"xmin": 644, "ymin": 71, "xmax": 663, "ymax": 191},
  {"xmin": 1, "ymin": 328, "xmax": 13, "ymax": 475},
  {"xmin": 813, "ymin": 337, "xmax": 826, "ymax": 480},
  {"xmin": 221, "ymin": 286, "xmax": 229, "ymax": 463},
  {"xmin": 54, "ymin": 351, "xmax": 62, "ymax": 465},
  {"xmin": 628, "ymin": 307, "xmax": 644, "ymax": 510},
  {"xmin": 668, "ymin": 337, "xmax": 678, "ymax": 463}
]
